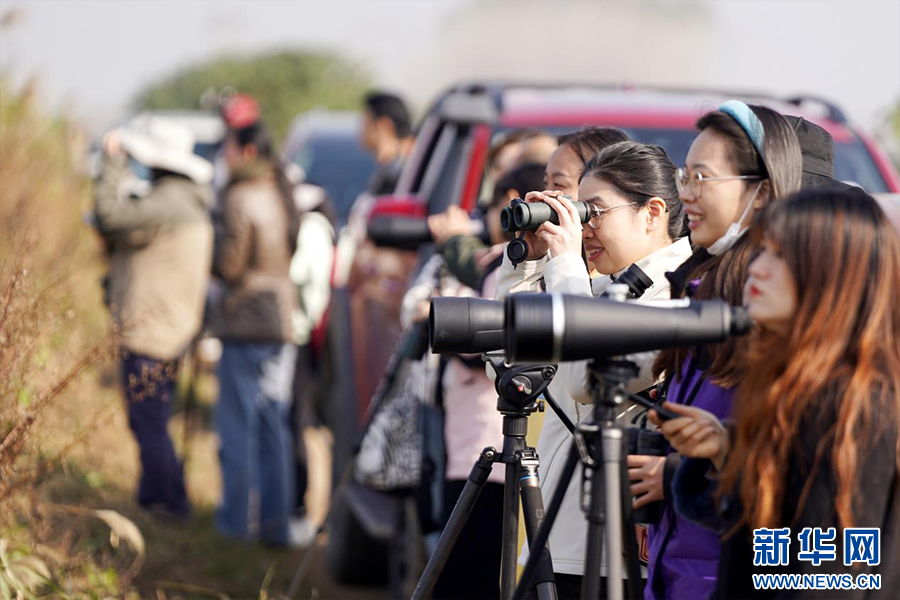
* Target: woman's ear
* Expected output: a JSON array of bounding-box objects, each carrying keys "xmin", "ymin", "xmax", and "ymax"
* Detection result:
[
  {"xmin": 645, "ymin": 197, "xmax": 668, "ymax": 232},
  {"xmin": 753, "ymin": 180, "xmax": 771, "ymax": 209}
]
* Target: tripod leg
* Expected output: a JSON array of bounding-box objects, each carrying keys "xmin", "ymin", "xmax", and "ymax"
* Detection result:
[
  {"xmin": 512, "ymin": 443, "xmax": 580, "ymax": 600},
  {"xmin": 600, "ymin": 428, "xmax": 626, "ymax": 600},
  {"xmin": 581, "ymin": 431, "xmax": 606, "ymax": 600},
  {"xmin": 411, "ymin": 447, "xmax": 496, "ymax": 600},
  {"xmin": 518, "ymin": 451, "xmax": 558, "ymax": 600},
  {"xmin": 500, "ymin": 460, "xmax": 520, "ymax": 600},
  {"xmin": 619, "ymin": 455, "xmax": 642, "ymax": 599}
]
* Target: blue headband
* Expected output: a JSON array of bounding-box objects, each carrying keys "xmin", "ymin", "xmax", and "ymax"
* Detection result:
[{"xmin": 719, "ymin": 100, "xmax": 766, "ymax": 159}]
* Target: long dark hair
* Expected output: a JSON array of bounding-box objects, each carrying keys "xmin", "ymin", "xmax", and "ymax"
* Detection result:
[
  {"xmin": 557, "ymin": 127, "xmax": 630, "ymax": 165},
  {"xmin": 231, "ymin": 122, "xmax": 301, "ymax": 253},
  {"xmin": 653, "ymin": 104, "xmax": 802, "ymax": 387},
  {"xmin": 721, "ymin": 188, "xmax": 900, "ymax": 531},
  {"xmin": 580, "ymin": 141, "xmax": 686, "ymax": 241}
]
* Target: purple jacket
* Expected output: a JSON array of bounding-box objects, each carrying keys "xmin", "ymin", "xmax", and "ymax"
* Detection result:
[{"xmin": 645, "ymin": 357, "xmax": 735, "ymax": 600}]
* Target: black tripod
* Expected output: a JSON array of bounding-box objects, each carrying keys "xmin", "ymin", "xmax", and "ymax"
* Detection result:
[
  {"xmin": 411, "ymin": 356, "xmax": 562, "ymax": 600},
  {"xmin": 513, "ymin": 358, "xmax": 644, "ymax": 600}
]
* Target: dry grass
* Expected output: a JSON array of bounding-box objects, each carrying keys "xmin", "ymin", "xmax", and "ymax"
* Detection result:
[{"xmin": 0, "ymin": 75, "xmax": 374, "ymax": 600}]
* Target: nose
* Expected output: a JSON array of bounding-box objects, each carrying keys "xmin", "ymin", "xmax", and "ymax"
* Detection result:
[
  {"xmin": 679, "ymin": 186, "xmax": 696, "ymax": 204},
  {"xmin": 747, "ymin": 252, "xmax": 768, "ymax": 279},
  {"xmin": 583, "ymin": 213, "xmax": 599, "ymax": 240}
]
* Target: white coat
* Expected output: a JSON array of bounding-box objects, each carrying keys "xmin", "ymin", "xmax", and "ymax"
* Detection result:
[{"xmin": 495, "ymin": 237, "xmax": 693, "ymax": 576}]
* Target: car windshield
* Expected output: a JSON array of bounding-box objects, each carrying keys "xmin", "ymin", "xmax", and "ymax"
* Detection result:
[
  {"xmin": 494, "ymin": 126, "xmax": 889, "ymax": 194},
  {"xmin": 290, "ymin": 134, "xmax": 376, "ymax": 225}
]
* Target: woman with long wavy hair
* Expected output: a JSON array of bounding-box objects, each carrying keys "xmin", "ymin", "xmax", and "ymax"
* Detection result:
[{"xmin": 653, "ymin": 187, "xmax": 900, "ymax": 599}]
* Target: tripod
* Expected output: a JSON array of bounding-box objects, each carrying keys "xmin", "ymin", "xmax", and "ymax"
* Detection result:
[
  {"xmin": 410, "ymin": 356, "xmax": 562, "ymax": 600},
  {"xmin": 513, "ymin": 358, "xmax": 644, "ymax": 600}
]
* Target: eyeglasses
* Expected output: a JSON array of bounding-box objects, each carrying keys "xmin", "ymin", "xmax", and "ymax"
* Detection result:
[
  {"xmin": 588, "ymin": 202, "xmax": 638, "ymax": 229},
  {"xmin": 675, "ymin": 168, "xmax": 762, "ymax": 199}
]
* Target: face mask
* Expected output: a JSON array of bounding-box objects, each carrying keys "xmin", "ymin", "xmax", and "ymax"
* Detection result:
[{"xmin": 706, "ymin": 181, "xmax": 764, "ymax": 256}]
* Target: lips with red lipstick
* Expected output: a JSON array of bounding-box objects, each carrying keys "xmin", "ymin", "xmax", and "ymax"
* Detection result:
[{"xmin": 748, "ymin": 282, "xmax": 762, "ymax": 297}]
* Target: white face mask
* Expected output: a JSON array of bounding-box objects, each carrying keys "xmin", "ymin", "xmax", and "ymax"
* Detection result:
[{"xmin": 706, "ymin": 181, "xmax": 764, "ymax": 256}]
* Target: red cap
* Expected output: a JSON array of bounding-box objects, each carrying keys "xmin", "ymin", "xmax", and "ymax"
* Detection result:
[{"xmin": 222, "ymin": 94, "xmax": 260, "ymax": 129}]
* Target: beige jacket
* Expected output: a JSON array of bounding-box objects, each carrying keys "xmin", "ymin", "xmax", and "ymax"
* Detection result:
[
  {"xmin": 94, "ymin": 158, "xmax": 213, "ymax": 360},
  {"xmin": 213, "ymin": 171, "xmax": 297, "ymax": 343},
  {"xmin": 496, "ymin": 237, "xmax": 693, "ymax": 576}
]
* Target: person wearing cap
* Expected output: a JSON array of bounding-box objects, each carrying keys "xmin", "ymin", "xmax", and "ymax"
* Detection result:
[
  {"xmin": 94, "ymin": 115, "xmax": 214, "ymax": 518},
  {"xmin": 786, "ymin": 115, "xmax": 860, "ymax": 192}
]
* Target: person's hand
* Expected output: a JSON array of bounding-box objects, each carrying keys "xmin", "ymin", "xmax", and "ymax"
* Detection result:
[
  {"xmin": 521, "ymin": 190, "xmax": 566, "ymax": 260},
  {"xmin": 536, "ymin": 194, "xmax": 584, "ymax": 258},
  {"xmin": 649, "ymin": 402, "xmax": 729, "ymax": 470},
  {"xmin": 427, "ymin": 205, "xmax": 473, "ymax": 245},
  {"xmin": 628, "ymin": 455, "xmax": 665, "ymax": 509},
  {"xmin": 102, "ymin": 130, "xmax": 124, "ymax": 158},
  {"xmin": 412, "ymin": 299, "xmax": 430, "ymax": 323}
]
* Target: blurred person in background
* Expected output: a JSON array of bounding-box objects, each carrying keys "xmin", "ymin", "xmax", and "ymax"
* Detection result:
[
  {"xmin": 212, "ymin": 118, "xmax": 304, "ymax": 547},
  {"xmin": 428, "ymin": 162, "xmax": 547, "ymax": 290},
  {"xmin": 511, "ymin": 132, "xmax": 558, "ymax": 172},
  {"xmin": 424, "ymin": 161, "xmax": 547, "ymax": 600},
  {"xmin": 647, "ymin": 101, "xmax": 802, "ymax": 600},
  {"xmin": 360, "ymin": 90, "xmax": 414, "ymax": 196},
  {"xmin": 93, "ymin": 116, "xmax": 214, "ymax": 518},
  {"xmin": 286, "ymin": 173, "xmax": 338, "ymax": 546},
  {"xmin": 654, "ymin": 187, "xmax": 900, "ymax": 599},
  {"xmin": 485, "ymin": 129, "xmax": 544, "ymax": 179}
]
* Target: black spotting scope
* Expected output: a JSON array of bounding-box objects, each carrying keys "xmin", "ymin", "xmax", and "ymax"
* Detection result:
[
  {"xmin": 368, "ymin": 215, "xmax": 488, "ymax": 250},
  {"xmin": 429, "ymin": 297, "xmax": 504, "ymax": 354},
  {"xmin": 504, "ymin": 294, "xmax": 752, "ymax": 363}
]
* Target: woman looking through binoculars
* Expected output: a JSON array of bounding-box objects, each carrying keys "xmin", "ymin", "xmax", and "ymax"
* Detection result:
[{"xmin": 496, "ymin": 137, "xmax": 692, "ymax": 598}]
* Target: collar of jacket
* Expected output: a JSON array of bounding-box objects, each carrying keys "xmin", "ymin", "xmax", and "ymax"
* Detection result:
[
  {"xmin": 227, "ymin": 160, "xmax": 274, "ymax": 186},
  {"xmin": 591, "ymin": 236, "xmax": 694, "ymax": 297}
]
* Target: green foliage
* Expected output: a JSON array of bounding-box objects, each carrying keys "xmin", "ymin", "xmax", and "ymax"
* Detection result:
[{"xmin": 133, "ymin": 49, "xmax": 372, "ymax": 142}]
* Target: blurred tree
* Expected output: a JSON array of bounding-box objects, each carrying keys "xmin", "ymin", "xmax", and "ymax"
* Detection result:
[
  {"xmin": 133, "ymin": 50, "xmax": 371, "ymax": 142},
  {"xmin": 887, "ymin": 98, "xmax": 900, "ymax": 170}
]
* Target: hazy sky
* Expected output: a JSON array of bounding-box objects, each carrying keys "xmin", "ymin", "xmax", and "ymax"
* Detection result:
[{"xmin": 1, "ymin": 0, "xmax": 898, "ymax": 136}]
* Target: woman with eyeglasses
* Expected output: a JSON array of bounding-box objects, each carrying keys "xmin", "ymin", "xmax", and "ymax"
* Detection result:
[
  {"xmin": 496, "ymin": 140, "xmax": 692, "ymax": 599},
  {"xmin": 645, "ymin": 101, "xmax": 802, "ymax": 600}
]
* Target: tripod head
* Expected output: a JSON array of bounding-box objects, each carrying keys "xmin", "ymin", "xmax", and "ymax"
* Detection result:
[
  {"xmin": 484, "ymin": 352, "xmax": 556, "ymax": 416},
  {"xmin": 586, "ymin": 357, "xmax": 639, "ymax": 405}
]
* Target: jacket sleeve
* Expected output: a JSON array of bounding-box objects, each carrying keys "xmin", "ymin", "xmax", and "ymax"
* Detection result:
[
  {"xmin": 400, "ymin": 255, "xmax": 442, "ymax": 330},
  {"xmin": 94, "ymin": 157, "xmax": 203, "ymax": 234},
  {"xmin": 290, "ymin": 213, "xmax": 335, "ymax": 328},
  {"xmin": 544, "ymin": 254, "xmax": 661, "ymax": 403},
  {"xmin": 438, "ymin": 235, "xmax": 488, "ymax": 290},
  {"xmin": 213, "ymin": 186, "xmax": 253, "ymax": 283},
  {"xmin": 541, "ymin": 254, "xmax": 598, "ymax": 405},
  {"xmin": 493, "ymin": 248, "xmax": 548, "ymax": 300}
]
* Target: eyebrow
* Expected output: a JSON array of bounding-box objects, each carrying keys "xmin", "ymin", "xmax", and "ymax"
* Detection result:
[
  {"xmin": 688, "ymin": 162, "xmax": 712, "ymax": 171},
  {"xmin": 581, "ymin": 195, "xmax": 603, "ymax": 204},
  {"xmin": 548, "ymin": 171, "xmax": 572, "ymax": 179}
]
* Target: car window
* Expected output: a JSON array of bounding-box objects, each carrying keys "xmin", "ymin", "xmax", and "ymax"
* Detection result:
[
  {"xmin": 426, "ymin": 125, "xmax": 473, "ymax": 216},
  {"xmin": 490, "ymin": 125, "xmax": 889, "ymax": 194},
  {"xmin": 833, "ymin": 140, "xmax": 888, "ymax": 193}
]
